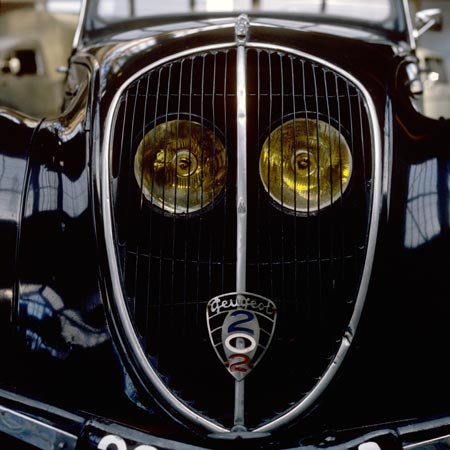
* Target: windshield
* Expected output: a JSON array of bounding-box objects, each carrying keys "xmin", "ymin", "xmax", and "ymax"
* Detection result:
[{"xmin": 86, "ymin": 0, "xmax": 406, "ymax": 34}]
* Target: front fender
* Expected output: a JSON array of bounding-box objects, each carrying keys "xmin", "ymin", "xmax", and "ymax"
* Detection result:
[{"xmin": 0, "ymin": 109, "xmax": 40, "ymax": 344}]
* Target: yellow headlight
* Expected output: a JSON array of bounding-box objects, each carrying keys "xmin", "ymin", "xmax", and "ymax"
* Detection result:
[
  {"xmin": 134, "ymin": 120, "xmax": 227, "ymax": 214},
  {"xmin": 259, "ymin": 118, "xmax": 352, "ymax": 213}
]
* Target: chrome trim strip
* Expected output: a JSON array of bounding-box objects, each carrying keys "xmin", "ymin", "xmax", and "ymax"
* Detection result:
[
  {"xmin": 72, "ymin": 0, "xmax": 88, "ymax": 52},
  {"xmin": 383, "ymin": 99, "xmax": 393, "ymax": 220},
  {"xmin": 101, "ymin": 44, "xmax": 233, "ymax": 434},
  {"xmin": 236, "ymin": 45, "xmax": 248, "ymax": 295},
  {"xmin": 234, "ymin": 44, "xmax": 248, "ymax": 429},
  {"xmin": 246, "ymin": 42, "xmax": 383, "ymax": 433},
  {"xmin": 0, "ymin": 405, "xmax": 77, "ymax": 450},
  {"xmin": 404, "ymin": 434, "xmax": 450, "ymax": 450}
]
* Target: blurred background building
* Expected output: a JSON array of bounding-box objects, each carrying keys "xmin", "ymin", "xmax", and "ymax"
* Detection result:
[
  {"xmin": 412, "ymin": 0, "xmax": 450, "ymax": 63},
  {"xmin": 0, "ymin": 0, "xmax": 79, "ymax": 116}
]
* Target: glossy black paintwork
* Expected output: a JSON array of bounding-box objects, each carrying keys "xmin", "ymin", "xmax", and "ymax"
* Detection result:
[
  {"xmin": 0, "ymin": 13, "xmax": 449, "ymax": 448},
  {"xmin": 16, "ymin": 64, "xmax": 103, "ymax": 356},
  {"xmin": 0, "ymin": 110, "xmax": 39, "ymax": 342}
]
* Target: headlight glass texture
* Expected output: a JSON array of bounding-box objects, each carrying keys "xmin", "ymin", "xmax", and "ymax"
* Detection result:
[
  {"xmin": 259, "ymin": 118, "xmax": 352, "ymax": 213},
  {"xmin": 134, "ymin": 119, "xmax": 227, "ymax": 214}
]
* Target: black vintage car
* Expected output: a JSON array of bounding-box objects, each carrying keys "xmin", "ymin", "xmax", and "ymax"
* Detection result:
[{"xmin": 1, "ymin": 0, "xmax": 450, "ymax": 449}]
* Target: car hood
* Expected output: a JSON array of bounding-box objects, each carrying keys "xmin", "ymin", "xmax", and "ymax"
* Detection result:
[{"xmin": 80, "ymin": 15, "xmax": 407, "ymax": 103}]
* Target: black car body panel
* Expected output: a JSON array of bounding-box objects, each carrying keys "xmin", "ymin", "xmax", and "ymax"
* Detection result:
[{"xmin": 1, "ymin": 2, "xmax": 450, "ymax": 448}]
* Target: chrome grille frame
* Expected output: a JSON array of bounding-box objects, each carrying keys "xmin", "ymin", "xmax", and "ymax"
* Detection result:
[{"xmin": 100, "ymin": 35, "xmax": 382, "ymax": 434}]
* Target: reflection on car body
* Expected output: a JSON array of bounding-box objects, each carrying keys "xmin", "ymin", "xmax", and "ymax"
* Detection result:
[{"xmin": 0, "ymin": 0, "xmax": 450, "ymax": 449}]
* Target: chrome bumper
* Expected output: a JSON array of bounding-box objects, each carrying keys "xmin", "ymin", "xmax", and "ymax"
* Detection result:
[{"xmin": 1, "ymin": 387, "xmax": 450, "ymax": 450}]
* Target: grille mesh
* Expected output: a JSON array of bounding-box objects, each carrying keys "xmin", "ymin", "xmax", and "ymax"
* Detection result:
[{"xmin": 109, "ymin": 47, "xmax": 373, "ymax": 428}]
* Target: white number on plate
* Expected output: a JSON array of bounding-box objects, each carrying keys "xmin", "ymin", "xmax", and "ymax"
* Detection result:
[{"xmin": 97, "ymin": 434, "xmax": 158, "ymax": 450}]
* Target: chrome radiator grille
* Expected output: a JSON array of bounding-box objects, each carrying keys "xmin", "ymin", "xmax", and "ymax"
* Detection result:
[{"xmin": 108, "ymin": 46, "xmax": 374, "ymax": 429}]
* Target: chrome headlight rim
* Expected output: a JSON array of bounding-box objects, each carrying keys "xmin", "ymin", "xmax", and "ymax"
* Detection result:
[{"xmin": 133, "ymin": 114, "xmax": 228, "ymax": 217}]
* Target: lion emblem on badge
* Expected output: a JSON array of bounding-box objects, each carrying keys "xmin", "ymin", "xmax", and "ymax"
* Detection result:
[{"xmin": 206, "ymin": 293, "xmax": 277, "ymax": 380}]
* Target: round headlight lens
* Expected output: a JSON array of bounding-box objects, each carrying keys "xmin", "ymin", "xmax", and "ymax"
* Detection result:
[
  {"xmin": 259, "ymin": 118, "xmax": 352, "ymax": 213},
  {"xmin": 134, "ymin": 120, "xmax": 227, "ymax": 214}
]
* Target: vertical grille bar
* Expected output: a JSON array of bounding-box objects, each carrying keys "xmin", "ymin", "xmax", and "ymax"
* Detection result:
[
  {"xmin": 256, "ymin": 49, "xmax": 262, "ymax": 293},
  {"xmin": 279, "ymin": 53, "xmax": 286, "ymax": 302},
  {"xmin": 221, "ymin": 51, "xmax": 230, "ymax": 294},
  {"xmin": 311, "ymin": 64, "xmax": 324, "ymax": 320},
  {"xmin": 145, "ymin": 68, "xmax": 161, "ymax": 346},
  {"xmin": 234, "ymin": 44, "xmax": 248, "ymax": 429},
  {"xmin": 195, "ymin": 55, "xmax": 205, "ymax": 326},
  {"xmin": 134, "ymin": 75, "xmax": 151, "ymax": 322},
  {"xmin": 208, "ymin": 52, "xmax": 217, "ymax": 300},
  {"xmin": 358, "ymin": 94, "xmax": 369, "ymax": 211},
  {"xmin": 300, "ymin": 59, "xmax": 311, "ymax": 313},
  {"xmin": 323, "ymin": 70, "xmax": 336, "ymax": 290},
  {"xmin": 123, "ymin": 82, "xmax": 140, "ymax": 296},
  {"xmin": 339, "ymin": 76, "xmax": 350, "ymax": 282},
  {"xmin": 183, "ymin": 57, "xmax": 194, "ymax": 310},
  {"xmin": 268, "ymin": 51, "xmax": 275, "ymax": 300},
  {"xmin": 290, "ymin": 56, "xmax": 299, "ymax": 301},
  {"xmin": 236, "ymin": 46, "xmax": 248, "ymax": 294}
]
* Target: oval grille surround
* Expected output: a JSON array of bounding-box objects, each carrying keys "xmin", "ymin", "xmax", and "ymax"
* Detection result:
[{"xmin": 104, "ymin": 44, "xmax": 378, "ymax": 431}]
